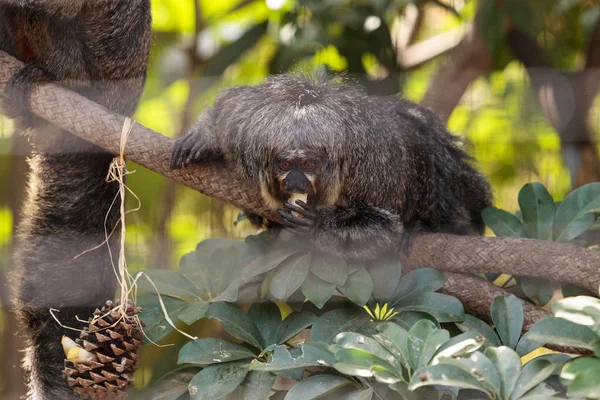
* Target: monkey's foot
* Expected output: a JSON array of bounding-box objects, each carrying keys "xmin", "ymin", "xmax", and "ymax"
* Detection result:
[
  {"xmin": 1, "ymin": 64, "xmax": 52, "ymax": 119},
  {"xmin": 278, "ymin": 200, "xmax": 315, "ymax": 234}
]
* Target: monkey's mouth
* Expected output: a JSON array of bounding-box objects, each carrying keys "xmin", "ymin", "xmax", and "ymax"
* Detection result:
[
  {"xmin": 286, "ymin": 192, "xmax": 309, "ymax": 218},
  {"xmin": 287, "ymin": 192, "xmax": 309, "ymax": 206}
]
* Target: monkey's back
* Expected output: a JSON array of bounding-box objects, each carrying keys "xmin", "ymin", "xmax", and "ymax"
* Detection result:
[{"xmin": 209, "ymin": 74, "xmax": 491, "ymax": 234}]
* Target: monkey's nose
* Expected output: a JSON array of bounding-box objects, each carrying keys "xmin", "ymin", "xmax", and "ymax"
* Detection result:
[{"xmin": 283, "ymin": 171, "xmax": 312, "ymax": 194}]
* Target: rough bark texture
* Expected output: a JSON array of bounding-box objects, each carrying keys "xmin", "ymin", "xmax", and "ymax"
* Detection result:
[
  {"xmin": 1, "ymin": 50, "xmax": 599, "ymax": 336},
  {"xmin": 406, "ymin": 233, "xmax": 600, "ymax": 293},
  {"xmin": 439, "ymin": 272, "xmax": 552, "ymax": 331}
]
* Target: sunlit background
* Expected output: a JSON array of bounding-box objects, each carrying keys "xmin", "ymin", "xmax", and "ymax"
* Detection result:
[{"xmin": 1, "ymin": 0, "xmax": 599, "ymax": 396}]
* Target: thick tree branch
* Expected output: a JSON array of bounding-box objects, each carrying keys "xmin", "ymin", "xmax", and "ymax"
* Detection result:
[
  {"xmin": 1, "ymin": 50, "xmax": 599, "ymax": 335},
  {"xmin": 405, "ymin": 233, "xmax": 599, "ymax": 293},
  {"xmin": 439, "ymin": 272, "xmax": 551, "ymax": 332}
]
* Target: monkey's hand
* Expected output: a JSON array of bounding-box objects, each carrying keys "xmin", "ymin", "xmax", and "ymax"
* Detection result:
[
  {"xmin": 171, "ymin": 125, "xmax": 223, "ymax": 170},
  {"xmin": 279, "ymin": 201, "xmax": 404, "ymax": 261},
  {"xmin": 278, "ymin": 200, "xmax": 316, "ymax": 234},
  {"xmin": 1, "ymin": 64, "xmax": 52, "ymax": 119}
]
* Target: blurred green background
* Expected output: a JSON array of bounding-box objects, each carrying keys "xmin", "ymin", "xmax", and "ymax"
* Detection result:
[{"xmin": 1, "ymin": 0, "xmax": 599, "ymax": 396}]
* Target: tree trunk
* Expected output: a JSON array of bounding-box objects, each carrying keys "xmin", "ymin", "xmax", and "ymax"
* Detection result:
[
  {"xmin": 420, "ymin": 2, "xmax": 493, "ymax": 122},
  {"xmin": 506, "ymin": 25, "xmax": 600, "ymax": 187}
]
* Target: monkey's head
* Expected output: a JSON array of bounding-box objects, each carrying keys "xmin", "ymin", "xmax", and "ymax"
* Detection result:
[
  {"xmin": 258, "ymin": 147, "xmax": 340, "ymax": 212},
  {"xmin": 234, "ymin": 73, "xmax": 353, "ymax": 212}
]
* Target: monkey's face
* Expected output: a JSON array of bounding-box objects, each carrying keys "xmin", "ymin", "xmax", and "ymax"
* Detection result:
[
  {"xmin": 258, "ymin": 147, "xmax": 328, "ymax": 210},
  {"xmin": 274, "ymin": 157, "xmax": 319, "ymax": 204}
]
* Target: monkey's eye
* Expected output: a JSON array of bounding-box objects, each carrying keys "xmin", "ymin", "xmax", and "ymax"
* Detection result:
[
  {"xmin": 279, "ymin": 161, "xmax": 291, "ymax": 170},
  {"xmin": 302, "ymin": 161, "xmax": 315, "ymax": 171}
]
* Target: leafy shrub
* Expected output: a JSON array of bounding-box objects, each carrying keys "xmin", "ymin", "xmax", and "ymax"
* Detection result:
[{"xmin": 137, "ymin": 182, "xmax": 600, "ymax": 399}]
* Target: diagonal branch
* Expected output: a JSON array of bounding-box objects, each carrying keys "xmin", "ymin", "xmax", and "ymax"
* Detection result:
[
  {"xmin": 420, "ymin": 21, "xmax": 492, "ymax": 122},
  {"xmin": 1, "ymin": 50, "xmax": 599, "ymax": 334}
]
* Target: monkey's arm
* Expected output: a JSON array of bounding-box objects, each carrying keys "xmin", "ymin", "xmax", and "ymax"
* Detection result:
[{"xmin": 280, "ymin": 201, "xmax": 404, "ymax": 261}]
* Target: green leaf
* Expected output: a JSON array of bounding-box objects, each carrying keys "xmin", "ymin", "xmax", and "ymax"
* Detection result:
[
  {"xmin": 310, "ymin": 253, "xmax": 349, "ymax": 286},
  {"xmin": 333, "ymin": 348, "xmax": 400, "ymax": 383},
  {"xmin": 442, "ymin": 351, "xmax": 502, "ymax": 396},
  {"xmin": 456, "ymin": 314, "xmax": 502, "ymax": 347},
  {"xmin": 252, "ymin": 344, "xmax": 335, "ymax": 371},
  {"xmin": 482, "ymin": 207, "xmax": 527, "ymax": 237},
  {"xmin": 310, "ymin": 309, "xmax": 370, "ymax": 344},
  {"xmin": 346, "ymin": 260, "xmax": 366, "ymax": 274},
  {"xmin": 338, "ymin": 267, "xmax": 373, "ymax": 306},
  {"xmin": 552, "ymin": 295, "xmax": 600, "ymax": 330},
  {"xmin": 396, "ymin": 292, "xmax": 465, "ymax": 323},
  {"xmin": 527, "ymin": 354, "xmax": 572, "ymax": 374},
  {"xmin": 432, "ymin": 332, "xmax": 485, "ymax": 362},
  {"xmin": 390, "ymin": 383, "xmax": 441, "ymax": 400},
  {"xmin": 273, "ymin": 367, "xmax": 304, "ymax": 382},
  {"xmin": 407, "ymin": 320, "xmax": 449, "ymax": 371},
  {"xmin": 149, "ymin": 367, "xmax": 200, "ymax": 400},
  {"xmin": 345, "ymin": 388, "xmax": 374, "ymax": 400},
  {"xmin": 561, "ymin": 357, "xmax": 600, "ymax": 398},
  {"xmin": 561, "ymin": 283, "xmax": 596, "ymax": 298},
  {"xmin": 388, "ymin": 268, "xmax": 445, "ymax": 306},
  {"xmin": 206, "ymin": 302, "xmax": 263, "ymax": 350},
  {"xmin": 408, "ymin": 362, "xmax": 492, "ymax": 395},
  {"xmin": 393, "ymin": 312, "xmax": 440, "ymax": 331},
  {"xmin": 519, "ymin": 317, "xmax": 599, "ymax": 351},
  {"xmin": 491, "ymin": 295, "xmax": 524, "ymax": 349},
  {"xmin": 373, "ymin": 322, "xmax": 411, "ymax": 371},
  {"xmin": 180, "ymin": 242, "xmax": 246, "ymax": 300},
  {"xmin": 138, "ymin": 270, "xmax": 200, "ymax": 299},
  {"xmin": 270, "ymin": 254, "xmax": 311, "ymax": 301},
  {"xmin": 278, "ymin": 311, "xmax": 317, "ymax": 344},
  {"xmin": 241, "ymin": 246, "xmax": 298, "ymax": 281},
  {"xmin": 178, "ymin": 338, "xmax": 255, "ymax": 366},
  {"xmin": 518, "ymin": 183, "xmax": 556, "ymax": 240},
  {"xmin": 510, "ymin": 359, "xmax": 555, "ymax": 400},
  {"xmin": 334, "ymin": 332, "xmax": 401, "ymax": 370},
  {"xmin": 240, "ymin": 371, "xmax": 276, "ymax": 400},
  {"xmin": 137, "ymin": 295, "xmax": 188, "ymax": 343},
  {"xmin": 485, "ymin": 346, "xmax": 521, "ymax": 399},
  {"xmin": 302, "ymin": 273, "xmax": 336, "ymax": 309},
  {"xmin": 368, "ymin": 255, "xmax": 402, "ymax": 303},
  {"xmin": 518, "ymin": 277, "xmax": 554, "ymax": 307},
  {"xmin": 518, "ymin": 384, "xmax": 558, "ymax": 400},
  {"xmin": 248, "ymin": 302, "xmax": 283, "ymax": 349},
  {"xmin": 553, "ymin": 182, "xmax": 600, "ymax": 242},
  {"xmin": 177, "ymin": 301, "xmax": 210, "ymax": 325},
  {"xmin": 284, "ymin": 375, "xmax": 353, "ymax": 400},
  {"xmin": 188, "ymin": 360, "xmax": 250, "ymax": 400}
]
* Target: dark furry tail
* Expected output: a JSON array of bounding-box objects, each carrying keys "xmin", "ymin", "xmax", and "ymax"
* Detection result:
[{"xmin": 11, "ymin": 150, "xmax": 120, "ymax": 399}]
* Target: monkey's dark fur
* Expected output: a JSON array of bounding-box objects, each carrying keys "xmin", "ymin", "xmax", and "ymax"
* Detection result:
[
  {"xmin": 0, "ymin": 1, "xmax": 151, "ymax": 398},
  {"xmin": 172, "ymin": 74, "xmax": 492, "ymax": 261}
]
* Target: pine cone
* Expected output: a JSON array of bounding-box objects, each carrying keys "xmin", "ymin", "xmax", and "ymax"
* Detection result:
[{"xmin": 62, "ymin": 300, "xmax": 144, "ymax": 400}]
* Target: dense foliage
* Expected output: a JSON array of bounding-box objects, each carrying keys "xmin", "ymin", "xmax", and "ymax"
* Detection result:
[{"xmin": 136, "ymin": 182, "xmax": 600, "ymax": 399}]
